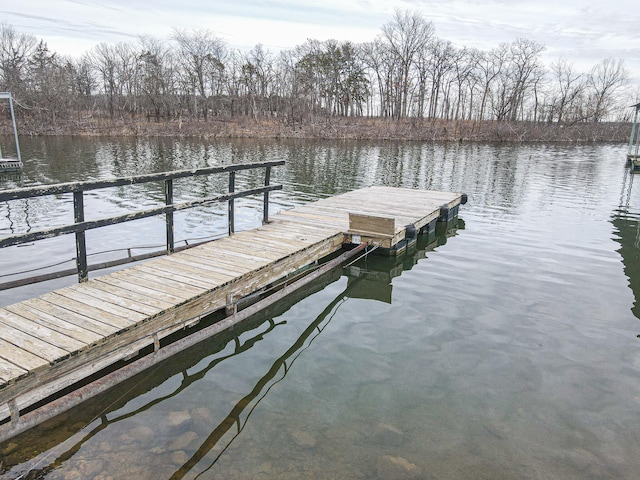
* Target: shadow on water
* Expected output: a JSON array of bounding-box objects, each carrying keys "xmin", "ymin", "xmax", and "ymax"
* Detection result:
[{"xmin": 0, "ymin": 220, "xmax": 462, "ymax": 479}]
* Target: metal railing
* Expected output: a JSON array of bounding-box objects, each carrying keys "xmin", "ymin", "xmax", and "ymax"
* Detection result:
[{"xmin": 0, "ymin": 160, "xmax": 284, "ymax": 286}]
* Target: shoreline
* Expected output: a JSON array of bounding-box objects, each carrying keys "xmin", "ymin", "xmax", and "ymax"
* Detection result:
[{"xmin": 6, "ymin": 117, "xmax": 632, "ymax": 143}]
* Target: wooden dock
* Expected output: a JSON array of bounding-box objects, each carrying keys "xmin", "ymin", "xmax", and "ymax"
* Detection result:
[{"xmin": 0, "ymin": 186, "xmax": 464, "ymax": 440}]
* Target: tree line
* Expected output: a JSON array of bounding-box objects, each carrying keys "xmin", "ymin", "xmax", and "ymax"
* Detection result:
[{"xmin": 0, "ymin": 10, "xmax": 635, "ymax": 133}]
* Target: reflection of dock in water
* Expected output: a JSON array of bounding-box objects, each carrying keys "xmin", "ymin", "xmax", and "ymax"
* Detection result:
[
  {"xmin": 346, "ymin": 220, "xmax": 463, "ymax": 304},
  {"xmin": 612, "ymin": 210, "xmax": 640, "ymax": 320},
  {"xmin": 614, "ymin": 170, "xmax": 640, "ymax": 320},
  {"xmin": 0, "ymin": 218, "xmax": 462, "ymax": 478}
]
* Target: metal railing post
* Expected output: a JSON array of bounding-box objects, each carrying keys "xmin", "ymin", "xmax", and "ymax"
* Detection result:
[
  {"xmin": 228, "ymin": 171, "xmax": 235, "ymax": 235},
  {"xmin": 73, "ymin": 191, "xmax": 88, "ymax": 283},
  {"xmin": 263, "ymin": 166, "xmax": 271, "ymax": 224},
  {"xmin": 165, "ymin": 178, "xmax": 174, "ymax": 254}
]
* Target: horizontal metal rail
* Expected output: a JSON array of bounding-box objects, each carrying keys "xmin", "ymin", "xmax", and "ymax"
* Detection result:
[
  {"xmin": 0, "ymin": 161, "xmax": 285, "ymax": 201},
  {"xmin": 0, "ymin": 160, "xmax": 284, "ymax": 284},
  {"xmin": 0, "ymin": 185, "xmax": 281, "ymax": 248}
]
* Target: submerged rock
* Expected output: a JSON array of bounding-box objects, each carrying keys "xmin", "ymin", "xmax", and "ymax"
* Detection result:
[
  {"xmin": 190, "ymin": 407, "xmax": 214, "ymax": 435},
  {"xmin": 169, "ymin": 431, "xmax": 199, "ymax": 451},
  {"xmin": 77, "ymin": 458, "xmax": 104, "ymax": 478},
  {"xmin": 257, "ymin": 461, "xmax": 273, "ymax": 474},
  {"xmin": 290, "ymin": 429, "xmax": 317, "ymax": 449},
  {"xmin": 0, "ymin": 442, "xmax": 18, "ymax": 456},
  {"xmin": 166, "ymin": 410, "xmax": 191, "ymax": 428},
  {"xmin": 372, "ymin": 423, "xmax": 405, "ymax": 446},
  {"xmin": 376, "ymin": 455, "xmax": 422, "ymax": 480},
  {"xmin": 62, "ymin": 469, "xmax": 82, "ymax": 480},
  {"xmin": 190, "ymin": 407, "xmax": 213, "ymax": 424},
  {"xmin": 128, "ymin": 425, "xmax": 154, "ymax": 444},
  {"xmin": 171, "ymin": 450, "xmax": 190, "ymax": 466},
  {"xmin": 94, "ymin": 475, "xmax": 114, "ymax": 480}
]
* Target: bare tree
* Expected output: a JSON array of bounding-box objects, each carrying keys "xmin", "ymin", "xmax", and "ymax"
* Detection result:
[
  {"xmin": 380, "ymin": 9, "xmax": 434, "ymax": 119},
  {"xmin": 27, "ymin": 41, "xmax": 74, "ymax": 124},
  {"xmin": 89, "ymin": 43, "xmax": 119, "ymax": 118},
  {"xmin": 241, "ymin": 44, "xmax": 276, "ymax": 118},
  {"xmin": 472, "ymin": 45, "xmax": 507, "ymax": 121},
  {"xmin": 547, "ymin": 58, "xmax": 587, "ymax": 123},
  {"xmin": 138, "ymin": 35, "xmax": 176, "ymax": 121},
  {"xmin": 113, "ymin": 42, "xmax": 139, "ymax": 118},
  {"xmin": 425, "ymin": 39, "xmax": 458, "ymax": 119},
  {"xmin": 0, "ymin": 23, "xmax": 37, "ymax": 98},
  {"xmin": 172, "ymin": 28, "xmax": 227, "ymax": 120},
  {"xmin": 490, "ymin": 39, "xmax": 545, "ymax": 121},
  {"xmin": 362, "ymin": 39, "xmax": 400, "ymax": 117},
  {"xmin": 586, "ymin": 57, "xmax": 630, "ymax": 122}
]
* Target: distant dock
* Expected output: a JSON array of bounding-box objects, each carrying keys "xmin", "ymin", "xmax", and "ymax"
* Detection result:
[
  {"xmin": 0, "ymin": 91, "xmax": 22, "ymax": 173},
  {"xmin": 0, "ymin": 183, "xmax": 465, "ymax": 441},
  {"xmin": 628, "ymin": 102, "xmax": 640, "ymax": 171}
]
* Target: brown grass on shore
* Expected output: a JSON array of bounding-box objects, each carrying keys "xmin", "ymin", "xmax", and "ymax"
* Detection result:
[{"xmin": 6, "ymin": 115, "xmax": 633, "ymax": 143}]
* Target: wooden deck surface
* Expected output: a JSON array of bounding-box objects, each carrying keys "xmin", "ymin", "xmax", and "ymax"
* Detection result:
[{"xmin": 0, "ymin": 186, "xmax": 462, "ymax": 423}]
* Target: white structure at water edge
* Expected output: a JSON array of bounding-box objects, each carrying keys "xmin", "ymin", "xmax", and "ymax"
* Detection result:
[{"xmin": 0, "ymin": 92, "xmax": 22, "ymax": 172}]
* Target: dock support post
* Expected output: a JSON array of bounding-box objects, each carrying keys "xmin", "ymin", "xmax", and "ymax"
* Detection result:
[
  {"xmin": 438, "ymin": 204, "xmax": 450, "ymax": 223},
  {"xmin": 228, "ymin": 171, "xmax": 235, "ymax": 235},
  {"xmin": 263, "ymin": 166, "xmax": 271, "ymax": 224},
  {"xmin": 226, "ymin": 293, "xmax": 237, "ymax": 316},
  {"xmin": 165, "ymin": 178, "xmax": 174, "ymax": 254},
  {"xmin": 73, "ymin": 191, "xmax": 88, "ymax": 283}
]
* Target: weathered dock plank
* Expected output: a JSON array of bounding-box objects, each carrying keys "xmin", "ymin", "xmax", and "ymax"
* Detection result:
[
  {"xmin": 53, "ymin": 289, "xmax": 149, "ymax": 322},
  {"xmin": 120, "ymin": 268, "xmax": 208, "ymax": 298},
  {"xmin": 0, "ymin": 358, "xmax": 26, "ymax": 383},
  {"xmin": 65, "ymin": 283, "xmax": 162, "ymax": 317},
  {"xmin": 178, "ymin": 249, "xmax": 257, "ymax": 275},
  {"xmin": 0, "ymin": 338, "xmax": 48, "ymax": 371},
  {"xmin": 40, "ymin": 292, "xmax": 137, "ymax": 329},
  {"xmin": 94, "ymin": 274, "xmax": 188, "ymax": 305},
  {"xmin": 85, "ymin": 279, "xmax": 176, "ymax": 311},
  {"xmin": 135, "ymin": 263, "xmax": 223, "ymax": 290},
  {"xmin": 4, "ymin": 302, "xmax": 103, "ymax": 345},
  {"xmin": 0, "ymin": 320, "xmax": 70, "ymax": 362},
  {"xmin": 22, "ymin": 297, "xmax": 120, "ymax": 336}
]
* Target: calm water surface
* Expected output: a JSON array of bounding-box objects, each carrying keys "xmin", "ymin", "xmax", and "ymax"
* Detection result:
[{"xmin": 1, "ymin": 137, "xmax": 640, "ymax": 479}]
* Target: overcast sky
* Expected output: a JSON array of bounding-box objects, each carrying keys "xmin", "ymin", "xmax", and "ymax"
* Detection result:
[{"xmin": 3, "ymin": 0, "xmax": 639, "ymax": 79}]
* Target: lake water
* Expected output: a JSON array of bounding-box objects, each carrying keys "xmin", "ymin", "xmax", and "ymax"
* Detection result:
[{"xmin": 1, "ymin": 137, "xmax": 640, "ymax": 479}]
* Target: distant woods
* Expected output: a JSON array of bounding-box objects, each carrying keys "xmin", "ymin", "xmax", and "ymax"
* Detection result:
[{"xmin": 0, "ymin": 10, "xmax": 636, "ymax": 138}]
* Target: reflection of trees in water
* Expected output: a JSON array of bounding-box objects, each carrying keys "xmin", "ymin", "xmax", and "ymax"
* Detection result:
[{"xmin": 4, "ymin": 137, "xmax": 617, "ymax": 237}]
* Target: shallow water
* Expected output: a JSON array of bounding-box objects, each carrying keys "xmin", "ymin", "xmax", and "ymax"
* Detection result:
[{"xmin": 1, "ymin": 138, "xmax": 640, "ymax": 479}]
